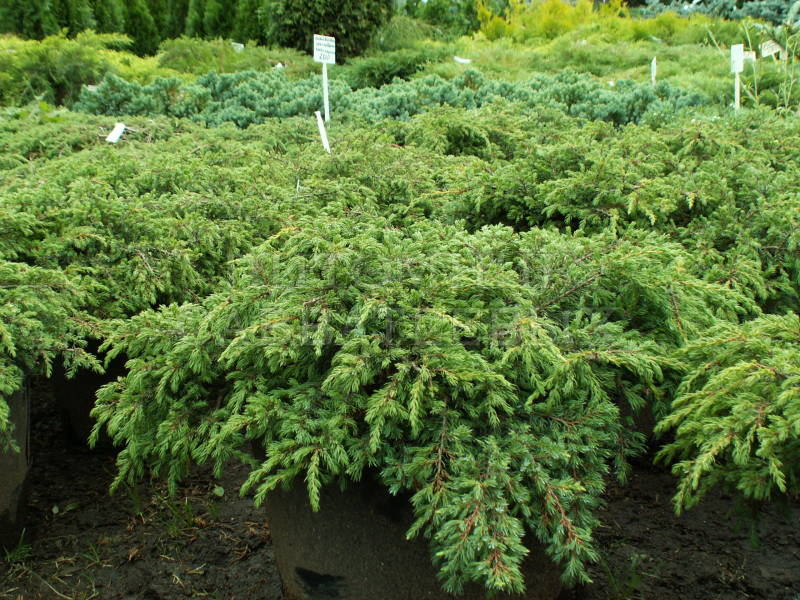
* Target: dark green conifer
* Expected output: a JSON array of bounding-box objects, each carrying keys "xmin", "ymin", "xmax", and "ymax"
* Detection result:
[
  {"xmin": 89, "ymin": 0, "xmax": 126, "ymax": 33},
  {"xmin": 151, "ymin": 0, "xmax": 189, "ymax": 40},
  {"xmin": 51, "ymin": 0, "xmax": 96, "ymax": 34},
  {"xmin": 0, "ymin": 0, "xmax": 60, "ymax": 38},
  {"xmin": 123, "ymin": 0, "xmax": 160, "ymax": 54},
  {"xmin": 202, "ymin": 0, "xmax": 234, "ymax": 37},
  {"xmin": 232, "ymin": 0, "xmax": 267, "ymax": 42},
  {"xmin": 185, "ymin": 0, "xmax": 206, "ymax": 37}
]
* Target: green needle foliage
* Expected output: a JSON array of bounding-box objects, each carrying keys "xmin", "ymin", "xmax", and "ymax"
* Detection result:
[
  {"xmin": 656, "ymin": 313, "xmax": 800, "ymax": 512},
  {"xmin": 0, "ymin": 261, "xmax": 98, "ymax": 449},
  {"xmin": 0, "ymin": 91, "xmax": 796, "ymax": 589},
  {"xmin": 92, "ymin": 213, "xmax": 748, "ymax": 591},
  {"xmin": 75, "ymin": 67, "xmax": 704, "ymax": 126}
]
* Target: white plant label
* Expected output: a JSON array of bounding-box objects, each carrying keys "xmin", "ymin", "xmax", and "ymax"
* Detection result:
[
  {"xmin": 230, "ymin": 42, "xmax": 244, "ymax": 53},
  {"xmin": 106, "ymin": 123, "xmax": 126, "ymax": 144},
  {"xmin": 651, "ymin": 56, "xmax": 657, "ymax": 85},
  {"xmin": 730, "ymin": 44, "xmax": 744, "ymax": 73},
  {"xmin": 760, "ymin": 39, "xmax": 783, "ymax": 58},
  {"xmin": 453, "ymin": 56, "xmax": 472, "ymax": 64},
  {"xmin": 315, "ymin": 111, "xmax": 331, "ymax": 154},
  {"xmin": 313, "ymin": 35, "xmax": 336, "ymax": 64},
  {"xmin": 313, "ymin": 35, "xmax": 335, "ymax": 122}
]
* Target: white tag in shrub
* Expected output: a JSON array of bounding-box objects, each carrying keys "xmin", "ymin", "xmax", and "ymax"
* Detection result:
[
  {"xmin": 106, "ymin": 123, "xmax": 126, "ymax": 144},
  {"xmin": 760, "ymin": 40, "xmax": 783, "ymax": 59}
]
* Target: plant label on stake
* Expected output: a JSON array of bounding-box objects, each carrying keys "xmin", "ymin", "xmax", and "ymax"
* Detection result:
[
  {"xmin": 731, "ymin": 44, "xmax": 744, "ymax": 110},
  {"xmin": 313, "ymin": 34, "xmax": 335, "ymax": 123},
  {"xmin": 106, "ymin": 123, "xmax": 126, "ymax": 143},
  {"xmin": 760, "ymin": 39, "xmax": 784, "ymax": 60},
  {"xmin": 651, "ymin": 56, "xmax": 657, "ymax": 86},
  {"xmin": 315, "ymin": 111, "xmax": 331, "ymax": 154}
]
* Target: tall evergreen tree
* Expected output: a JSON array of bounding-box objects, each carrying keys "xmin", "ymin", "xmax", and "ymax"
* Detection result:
[
  {"xmin": 232, "ymin": 0, "xmax": 267, "ymax": 42},
  {"xmin": 51, "ymin": 0, "xmax": 96, "ymax": 34},
  {"xmin": 165, "ymin": 0, "xmax": 191, "ymax": 38},
  {"xmin": 0, "ymin": 0, "xmax": 60, "ymax": 38},
  {"xmin": 90, "ymin": 0, "xmax": 126, "ymax": 33},
  {"xmin": 202, "ymin": 0, "xmax": 234, "ymax": 38},
  {"xmin": 185, "ymin": 0, "xmax": 205, "ymax": 37},
  {"xmin": 144, "ymin": 0, "xmax": 190, "ymax": 41},
  {"xmin": 124, "ymin": 0, "xmax": 160, "ymax": 54}
]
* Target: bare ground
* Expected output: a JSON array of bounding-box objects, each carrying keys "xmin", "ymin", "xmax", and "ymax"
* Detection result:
[{"xmin": 1, "ymin": 387, "xmax": 798, "ymax": 600}]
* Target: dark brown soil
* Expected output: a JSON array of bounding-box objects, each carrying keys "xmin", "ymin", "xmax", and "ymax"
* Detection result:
[{"xmin": 1, "ymin": 386, "xmax": 798, "ymax": 600}]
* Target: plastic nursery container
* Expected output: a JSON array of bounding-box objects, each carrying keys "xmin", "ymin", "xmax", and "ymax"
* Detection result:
[
  {"xmin": 264, "ymin": 473, "xmax": 563, "ymax": 600},
  {"xmin": 0, "ymin": 384, "xmax": 31, "ymax": 551},
  {"xmin": 51, "ymin": 349, "xmax": 125, "ymax": 447}
]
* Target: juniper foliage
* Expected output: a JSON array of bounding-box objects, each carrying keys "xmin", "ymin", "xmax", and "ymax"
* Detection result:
[
  {"xmin": 75, "ymin": 68, "xmax": 705, "ymax": 126},
  {"xmin": 0, "ymin": 261, "xmax": 99, "ymax": 449},
  {"xmin": 92, "ymin": 213, "xmax": 748, "ymax": 591},
  {"xmin": 0, "ymin": 99, "xmax": 797, "ymax": 589},
  {"xmin": 656, "ymin": 314, "xmax": 800, "ymax": 511}
]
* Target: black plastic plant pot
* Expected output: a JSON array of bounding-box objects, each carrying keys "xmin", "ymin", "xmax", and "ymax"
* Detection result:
[
  {"xmin": 0, "ymin": 384, "xmax": 31, "ymax": 551},
  {"xmin": 51, "ymin": 350, "xmax": 126, "ymax": 447},
  {"xmin": 263, "ymin": 474, "xmax": 563, "ymax": 600}
]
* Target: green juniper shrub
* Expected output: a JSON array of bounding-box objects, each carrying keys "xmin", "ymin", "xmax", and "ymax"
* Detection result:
[
  {"xmin": 156, "ymin": 37, "xmax": 315, "ymax": 78},
  {"xmin": 0, "ymin": 108, "xmax": 199, "ymax": 165},
  {"xmin": 0, "ymin": 261, "xmax": 99, "ymax": 448},
  {"xmin": 91, "ymin": 211, "xmax": 749, "ymax": 592},
  {"xmin": 0, "ymin": 126, "xmax": 288, "ymax": 320},
  {"xmin": 434, "ymin": 106, "xmax": 800, "ymax": 313},
  {"xmin": 370, "ymin": 14, "xmax": 443, "ymax": 51},
  {"xmin": 0, "ymin": 32, "xmax": 130, "ymax": 106},
  {"xmin": 656, "ymin": 313, "xmax": 800, "ymax": 511},
  {"xmin": 342, "ymin": 47, "xmax": 451, "ymax": 89},
  {"xmin": 0, "ymin": 114, "xmax": 326, "ymax": 442},
  {"xmin": 75, "ymin": 68, "xmax": 705, "ymax": 126}
]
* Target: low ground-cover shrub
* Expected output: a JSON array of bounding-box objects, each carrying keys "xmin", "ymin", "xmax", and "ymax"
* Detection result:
[
  {"xmin": 156, "ymin": 37, "xmax": 316, "ymax": 78},
  {"xmin": 0, "ymin": 108, "xmax": 198, "ymax": 165},
  {"xmin": 0, "ymin": 97, "xmax": 796, "ymax": 571},
  {"xmin": 656, "ymin": 313, "xmax": 800, "ymax": 511},
  {"xmin": 0, "ymin": 261, "xmax": 98, "ymax": 448},
  {"xmin": 92, "ymin": 214, "xmax": 748, "ymax": 592},
  {"xmin": 0, "ymin": 121, "xmax": 290, "ymax": 319},
  {"xmin": 0, "ymin": 32, "xmax": 182, "ymax": 107},
  {"xmin": 75, "ymin": 67, "xmax": 705, "ymax": 126},
  {"xmin": 427, "ymin": 105, "xmax": 800, "ymax": 313},
  {"xmin": 0, "ymin": 108, "xmax": 481, "ymax": 434}
]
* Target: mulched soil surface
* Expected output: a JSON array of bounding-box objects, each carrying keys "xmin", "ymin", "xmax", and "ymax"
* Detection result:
[{"xmin": 1, "ymin": 383, "xmax": 798, "ymax": 600}]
